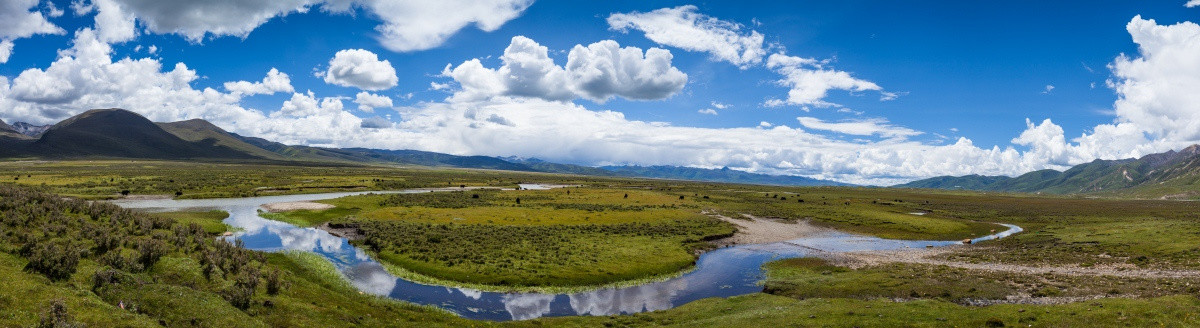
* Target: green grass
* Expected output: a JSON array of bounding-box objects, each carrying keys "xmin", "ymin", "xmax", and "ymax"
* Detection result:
[
  {"xmin": 0, "ymin": 253, "xmax": 157, "ymax": 327},
  {"xmin": 762, "ymin": 258, "xmax": 1200, "ymax": 302},
  {"xmin": 9, "ymin": 160, "xmax": 1200, "ymax": 326},
  {"xmin": 256, "ymin": 188, "xmax": 736, "ymax": 289},
  {"xmin": 533, "ymin": 293, "xmax": 1200, "ymax": 327},
  {"xmin": 761, "ymin": 258, "xmax": 1014, "ymax": 301},
  {"xmin": 153, "ymin": 210, "xmax": 231, "ymax": 234}
]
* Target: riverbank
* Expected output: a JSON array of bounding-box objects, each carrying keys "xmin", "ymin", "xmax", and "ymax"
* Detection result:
[{"xmin": 708, "ymin": 213, "xmax": 832, "ymax": 247}]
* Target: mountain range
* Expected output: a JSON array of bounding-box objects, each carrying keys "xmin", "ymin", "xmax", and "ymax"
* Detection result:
[
  {"xmin": 0, "ymin": 108, "xmax": 845, "ymax": 187},
  {"xmin": 897, "ymin": 145, "xmax": 1200, "ymax": 199}
]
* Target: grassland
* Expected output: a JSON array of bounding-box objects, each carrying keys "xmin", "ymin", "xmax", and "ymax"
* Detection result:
[
  {"xmin": 0, "ymin": 160, "xmax": 600, "ymax": 200},
  {"xmin": 153, "ymin": 210, "xmax": 231, "ymax": 234},
  {"xmin": 292, "ymin": 189, "xmax": 737, "ymax": 289},
  {"xmin": 4, "ymin": 160, "xmax": 1200, "ymax": 326}
]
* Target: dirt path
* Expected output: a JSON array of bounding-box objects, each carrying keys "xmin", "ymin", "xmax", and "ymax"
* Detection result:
[
  {"xmin": 832, "ymin": 246, "xmax": 1200, "ymax": 279},
  {"xmin": 708, "ymin": 212, "xmax": 831, "ymax": 247}
]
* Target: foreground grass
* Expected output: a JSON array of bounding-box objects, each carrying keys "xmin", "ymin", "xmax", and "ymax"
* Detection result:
[
  {"xmin": 534, "ymin": 293, "xmax": 1200, "ymax": 327},
  {"xmin": 0, "ymin": 185, "xmax": 470, "ymax": 327},
  {"xmin": 763, "ymin": 258, "xmax": 1200, "ymax": 302}
]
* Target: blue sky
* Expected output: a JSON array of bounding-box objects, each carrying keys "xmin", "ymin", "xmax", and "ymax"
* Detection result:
[{"xmin": 1, "ymin": 1, "xmax": 1198, "ymax": 184}]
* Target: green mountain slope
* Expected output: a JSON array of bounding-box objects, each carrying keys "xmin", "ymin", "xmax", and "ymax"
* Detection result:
[
  {"xmin": 27, "ymin": 109, "xmax": 261, "ymax": 160},
  {"xmin": 601, "ymin": 165, "xmax": 848, "ymax": 186},
  {"xmin": 157, "ymin": 119, "xmax": 289, "ymax": 160},
  {"xmin": 897, "ymin": 145, "xmax": 1200, "ymax": 198}
]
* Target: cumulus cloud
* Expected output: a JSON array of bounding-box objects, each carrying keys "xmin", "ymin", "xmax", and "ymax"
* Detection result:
[
  {"xmin": 442, "ymin": 36, "xmax": 687, "ymax": 103},
  {"xmin": 1041, "ymin": 84, "xmax": 1055, "ymax": 94},
  {"xmin": 354, "ymin": 91, "xmax": 392, "ymax": 112},
  {"xmin": 608, "ymin": 5, "xmax": 766, "ymax": 68},
  {"xmin": 223, "ymin": 68, "xmax": 294, "ymax": 96},
  {"xmin": 0, "ymin": 0, "xmax": 66, "ymax": 62},
  {"xmin": 797, "ymin": 117, "xmax": 921, "ymax": 139},
  {"xmin": 566, "ymin": 40, "xmax": 688, "ymax": 102},
  {"xmin": 89, "ymin": 0, "xmax": 137, "ymax": 43},
  {"xmin": 1003, "ymin": 16, "xmax": 1200, "ymax": 168},
  {"xmin": 1187, "ymin": 0, "xmax": 1200, "ymax": 8},
  {"xmin": 278, "ymin": 91, "xmax": 344, "ymax": 117},
  {"xmin": 323, "ymin": 49, "xmax": 398, "ymax": 91},
  {"xmin": 697, "ymin": 108, "xmax": 717, "ymax": 115},
  {"xmin": 0, "ymin": 27, "xmax": 365, "ymax": 148},
  {"xmin": 766, "ymin": 54, "xmax": 886, "ymax": 108},
  {"xmin": 611, "ymin": 6, "xmax": 891, "ymax": 109}
]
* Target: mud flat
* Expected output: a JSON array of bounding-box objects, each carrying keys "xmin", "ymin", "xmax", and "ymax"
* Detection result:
[{"xmin": 261, "ymin": 201, "xmax": 335, "ymax": 212}]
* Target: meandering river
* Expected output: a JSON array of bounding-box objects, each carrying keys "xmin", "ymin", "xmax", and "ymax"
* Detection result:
[{"xmin": 111, "ymin": 187, "xmax": 1022, "ymax": 321}]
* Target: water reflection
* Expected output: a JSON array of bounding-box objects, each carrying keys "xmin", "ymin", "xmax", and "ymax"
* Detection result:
[{"xmin": 112, "ymin": 190, "xmax": 1021, "ymax": 321}]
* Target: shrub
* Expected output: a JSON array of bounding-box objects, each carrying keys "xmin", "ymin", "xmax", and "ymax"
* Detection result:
[
  {"xmin": 265, "ymin": 269, "xmax": 288, "ymax": 295},
  {"xmin": 37, "ymin": 299, "xmax": 82, "ymax": 328},
  {"xmin": 137, "ymin": 239, "xmax": 168, "ymax": 270},
  {"xmin": 23, "ymin": 241, "xmax": 80, "ymax": 281}
]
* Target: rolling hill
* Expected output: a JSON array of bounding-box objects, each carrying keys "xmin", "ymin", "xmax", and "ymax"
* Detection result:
[
  {"xmin": 0, "ymin": 108, "xmax": 851, "ymax": 187},
  {"xmin": 27, "ymin": 109, "xmax": 260, "ymax": 160},
  {"xmin": 897, "ymin": 145, "xmax": 1200, "ymax": 198},
  {"xmin": 601, "ymin": 165, "xmax": 849, "ymax": 186}
]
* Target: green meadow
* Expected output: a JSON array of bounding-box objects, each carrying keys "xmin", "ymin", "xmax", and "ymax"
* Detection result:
[{"xmin": 2, "ymin": 161, "xmax": 1200, "ymax": 327}]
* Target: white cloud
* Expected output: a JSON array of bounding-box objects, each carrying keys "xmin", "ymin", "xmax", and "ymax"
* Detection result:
[
  {"xmin": 766, "ymin": 54, "xmax": 886, "ymax": 108},
  {"xmin": 277, "ymin": 91, "xmax": 344, "ymax": 117},
  {"xmin": 710, "ymin": 101, "xmax": 729, "ymax": 109},
  {"xmin": 91, "ymin": 0, "xmax": 137, "ymax": 43},
  {"xmin": 1001, "ymin": 16, "xmax": 1200, "ymax": 168},
  {"xmin": 68, "ymin": 0, "xmax": 531, "ymax": 52},
  {"xmin": 323, "ymin": 49, "xmax": 398, "ymax": 91},
  {"xmin": 697, "ymin": 108, "xmax": 717, "ymax": 115},
  {"xmin": 354, "ymin": 91, "xmax": 392, "ymax": 112},
  {"xmin": 607, "ymin": 5, "xmax": 766, "ymax": 68},
  {"xmin": 0, "ymin": 0, "xmax": 65, "ymax": 39},
  {"xmin": 44, "ymin": 1, "xmax": 64, "ymax": 17},
  {"xmin": 0, "ymin": 0, "xmax": 66, "ymax": 62},
  {"xmin": 0, "ymin": 40, "xmax": 12, "ymax": 63},
  {"xmin": 224, "ymin": 68, "xmax": 294, "ymax": 96},
  {"xmin": 611, "ymin": 7, "xmax": 893, "ymax": 109},
  {"xmin": 797, "ymin": 117, "xmax": 921, "ymax": 139},
  {"xmin": 1187, "ymin": 0, "xmax": 1200, "ymax": 8},
  {"xmin": 352, "ymin": 0, "xmax": 534, "ymax": 52},
  {"xmin": 1041, "ymin": 84, "xmax": 1055, "ymax": 94},
  {"xmin": 565, "ymin": 39, "xmax": 688, "ymax": 102},
  {"xmin": 97, "ymin": 0, "xmax": 317, "ymax": 42},
  {"xmin": 442, "ymin": 36, "xmax": 687, "ymax": 103}
]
